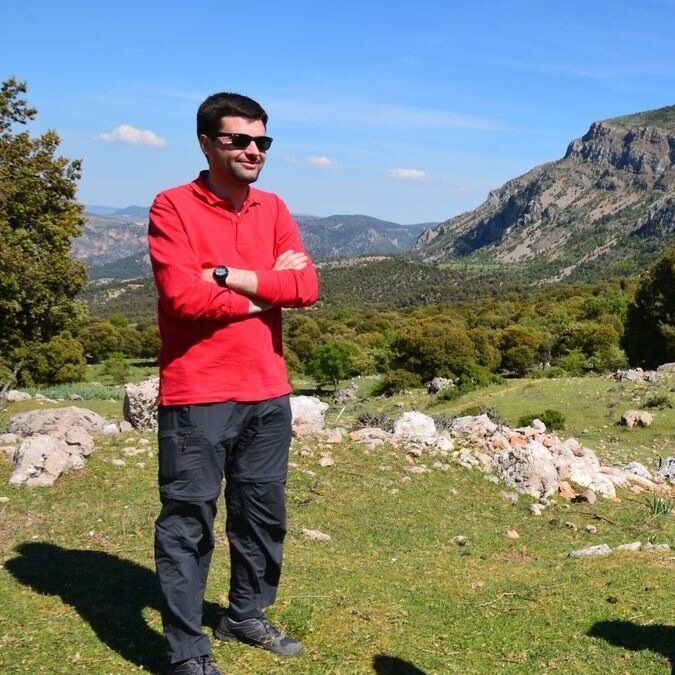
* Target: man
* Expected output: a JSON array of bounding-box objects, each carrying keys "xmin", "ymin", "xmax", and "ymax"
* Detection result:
[{"xmin": 148, "ymin": 92, "xmax": 319, "ymax": 675}]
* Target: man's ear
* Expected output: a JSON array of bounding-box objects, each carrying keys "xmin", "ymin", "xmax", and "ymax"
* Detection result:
[{"xmin": 198, "ymin": 133, "xmax": 211, "ymax": 159}]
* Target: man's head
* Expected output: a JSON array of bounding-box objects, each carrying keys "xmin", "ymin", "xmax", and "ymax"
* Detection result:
[
  {"xmin": 197, "ymin": 92, "xmax": 271, "ymax": 189},
  {"xmin": 197, "ymin": 92, "xmax": 268, "ymax": 138}
]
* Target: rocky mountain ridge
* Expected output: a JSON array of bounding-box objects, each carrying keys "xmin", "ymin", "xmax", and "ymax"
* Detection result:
[
  {"xmin": 75, "ymin": 210, "xmax": 432, "ymax": 281},
  {"xmin": 416, "ymin": 104, "xmax": 675, "ymax": 279}
]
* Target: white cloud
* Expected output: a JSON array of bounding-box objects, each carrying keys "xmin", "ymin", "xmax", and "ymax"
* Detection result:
[
  {"xmin": 306, "ymin": 155, "xmax": 335, "ymax": 168},
  {"xmin": 386, "ymin": 168, "xmax": 428, "ymax": 180},
  {"xmin": 283, "ymin": 155, "xmax": 298, "ymax": 163},
  {"xmin": 98, "ymin": 124, "xmax": 167, "ymax": 148}
]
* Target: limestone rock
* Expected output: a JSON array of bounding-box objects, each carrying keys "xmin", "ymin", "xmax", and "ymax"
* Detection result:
[
  {"xmin": 5, "ymin": 390, "xmax": 31, "ymax": 402},
  {"xmin": 427, "ymin": 377, "xmax": 453, "ymax": 394},
  {"xmin": 656, "ymin": 456, "xmax": 675, "ymax": 482},
  {"xmin": 290, "ymin": 396, "xmax": 329, "ymax": 436},
  {"xmin": 301, "ymin": 528, "xmax": 331, "ymax": 542},
  {"xmin": 9, "ymin": 435, "xmax": 72, "ymax": 487},
  {"xmin": 393, "ymin": 411, "xmax": 436, "ymax": 443},
  {"xmin": 569, "ymin": 544, "xmax": 612, "ymax": 558},
  {"xmin": 123, "ymin": 377, "xmax": 159, "ymax": 431},
  {"xmin": 7, "ymin": 407, "xmax": 106, "ymax": 437},
  {"xmin": 496, "ymin": 441, "xmax": 560, "ymax": 499},
  {"xmin": 620, "ymin": 410, "xmax": 654, "ymax": 428}
]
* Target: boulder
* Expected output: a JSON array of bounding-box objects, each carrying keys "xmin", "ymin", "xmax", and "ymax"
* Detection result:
[
  {"xmin": 656, "ymin": 456, "xmax": 675, "ymax": 482},
  {"xmin": 9, "ymin": 435, "xmax": 73, "ymax": 487},
  {"xmin": 620, "ymin": 410, "xmax": 654, "ymax": 428},
  {"xmin": 290, "ymin": 396, "xmax": 328, "ymax": 436},
  {"xmin": 426, "ymin": 377, "xmax": 453, "ymax": 394},
  {"xmin": 393, "ymin": 412, "xmax": 436, "ymax": 443},
  {"xmin": 7, "ymin": 407, "xmax": 106, "ymax": 437},
  {"xmin": 5, "ymin": 390, "xmax": 31, "ymax": 402},
  {"xmin": 495, "ymin": 441, "xmax": 560, "ymax": 499},
  {"xmin": 123, "ymin": 377, "xmax": 159, "ymax": 431},
  {"xmin": 451, "ymin": 414, "xmax": 498, "ymax": 436}
]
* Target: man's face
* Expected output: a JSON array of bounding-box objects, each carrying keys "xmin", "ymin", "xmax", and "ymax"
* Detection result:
[{"xmin": 200, "ymin": 116, "xmax": 267, "ymax": 186}]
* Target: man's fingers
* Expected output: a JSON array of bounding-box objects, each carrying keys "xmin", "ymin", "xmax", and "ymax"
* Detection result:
[{"xmin": 273, "ymin": 250, "xmax": 308, "ymax": 271}]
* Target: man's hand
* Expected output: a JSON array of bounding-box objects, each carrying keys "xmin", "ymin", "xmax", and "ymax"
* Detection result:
[{"xmin": 273, "ymin": 249, "xmax": 308, "ymax": 271}]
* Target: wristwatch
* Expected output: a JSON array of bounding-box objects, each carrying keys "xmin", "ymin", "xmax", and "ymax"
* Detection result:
[{"xmin": 213, "ymin": 265, "xmax": 229, "ymax": 287}]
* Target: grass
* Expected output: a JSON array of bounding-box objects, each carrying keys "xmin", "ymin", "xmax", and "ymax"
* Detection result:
[{"xmin": 0, "ymin": 375, "xmax": 673, "ymax": 674}]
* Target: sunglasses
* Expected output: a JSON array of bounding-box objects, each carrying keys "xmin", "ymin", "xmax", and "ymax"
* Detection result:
[{"xmin": 211, "ymin": 132, "xmax": 273, "ymax": 151}]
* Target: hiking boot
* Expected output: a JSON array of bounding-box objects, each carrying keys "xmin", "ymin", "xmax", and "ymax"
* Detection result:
[
  {"xmin": 168, "ymin": 655, "xmax": 222, "ymax": 675},
  {"xmin": 214, "ymin": 613, "xmax": 304, "ymax": 657},
  {"xmin": 201, "ymin": 655, "xmax": 222, "ymax": 675}
]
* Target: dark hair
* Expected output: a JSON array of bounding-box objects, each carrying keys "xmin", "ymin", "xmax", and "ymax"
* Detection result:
[{"xmin": 196, "ymin": 92, "xmax": 268, "ymax": 138}]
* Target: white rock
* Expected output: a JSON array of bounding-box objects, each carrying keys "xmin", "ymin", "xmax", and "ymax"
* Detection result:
[
  {"xmin": 9, "ymin": 435, "xmax": 73, "ymax": 486},
  {"xmin": 393, "ymin": 411, "xmax": 436, "ymax": 443},
  {"xmin": 5, "ymin": 390, "xmax": 31, "ymax": 402},
  {"xmin": 451, "ymin": 415, "xmax": 497, "ymax": 436},
  {"xmin": 569, "ymin": 544, "xmax": 612, "ymax": 558},
  {"xmin": 301, "ymin": 528, "xmax": 331, "ymax": 542},
  {"xmin": 112, "ymin": 459, "xmax": 126, "ymax": 467},
  {"xmin": 318, "ymin": 456, "xmax": 335, "ymax": 467},
  {"xmin": 496, "ymin": 441, "xmax": 560, "ymax": 499},
  {"xmin": 102, "ymin": 424, "xmax": 120, "ymax": 436},
  {"xmin": 616, "ymin": 542, "xmax": 642, "ymax": 552},
  {"xmin": 644, "ymin": 543, "xmax": 671, "ymax": 553},
  {"xmin": 123, "ymin": 377, "xmax": 160, "ymax": 431},
  {"xmin": 290, "ymin": 396, "xmax": 329, "ymax": 436},
  {"xmin": 620, "ymin": 410, "xmax": 653, "ymax": 428}
]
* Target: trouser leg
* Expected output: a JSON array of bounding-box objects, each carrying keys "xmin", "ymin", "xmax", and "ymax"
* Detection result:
[
  {"xmin": 155, "ymin": 498, "xmax": 216, "ymax": 663},
  {"xmin": 224, "ymin": 396, "xmax": 292, "ymax": 620},
  {"xmin": 226, "ymin": 480, "xmax": 287, "ymax": 619}
]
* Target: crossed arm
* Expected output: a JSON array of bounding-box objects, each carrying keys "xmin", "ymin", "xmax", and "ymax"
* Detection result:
[{"xmin": 200, "ymin": 249, "xmax": 309, "ymax": 315}]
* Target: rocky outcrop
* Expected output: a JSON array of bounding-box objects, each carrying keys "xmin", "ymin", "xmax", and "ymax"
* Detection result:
[
  {"xmin": 123, "ymin": 377, "xmax": 159, "ymax": 430},
  {"xmin": 415, "ymin": 104, "xmax": 675, "ymax": 280},
  {"xmin": 6, "ymin": 407, "xmax": 107, "ymax": 487}
]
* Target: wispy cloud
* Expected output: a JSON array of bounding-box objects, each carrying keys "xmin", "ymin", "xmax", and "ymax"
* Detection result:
[
  {"xmin": 268, "ymin": 95, "xmax": 503, "ymax": 132},
  {"xmin": 98, "ymin": 124, "xmax": 167, "ymax": 147},
  {"xmin": 307, "ymin": 155, "xmax": 336, "ymax": 168},
  {"xmin": 386, "ymin": 168, "xmax": 428, "ymax": 180}
]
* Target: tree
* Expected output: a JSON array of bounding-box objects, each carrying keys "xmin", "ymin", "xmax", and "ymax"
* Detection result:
[
  {"xmin": 307, "ymin": 339, "xmax": 361, "ymax": 389},
  {"xmin": 77, "ymin": 321, "xmax": 122, "ymax": 363},
  {"xmin": 0, "ymin": 78, "xmax": 87, "ymax": 387},
  {"xmin": 622, "ymin": 247, "xmax": 675, "ymax": 367}
]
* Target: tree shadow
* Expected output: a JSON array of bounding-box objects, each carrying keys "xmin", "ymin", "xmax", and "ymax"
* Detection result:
[
  {"xmin": 588, "ymin": 620, "xmax": 675, "ymax": 674},
  {"xmin": 373, "ymin": 654, "xmax": 428, "ymax": 674},
  {"xmin": 5, "ymin": 542, "xmax": 221, "ymax": 674}
]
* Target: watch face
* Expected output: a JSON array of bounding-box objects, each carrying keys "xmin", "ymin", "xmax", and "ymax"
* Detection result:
[{"xmin": 213, "ymin": 266, "xmax": 229, "ymax": 285}]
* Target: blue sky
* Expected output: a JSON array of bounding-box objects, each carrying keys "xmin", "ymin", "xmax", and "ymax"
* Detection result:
[{"xmin": 3, "ymin": 0, "xmax": 675, "ymax": 223}]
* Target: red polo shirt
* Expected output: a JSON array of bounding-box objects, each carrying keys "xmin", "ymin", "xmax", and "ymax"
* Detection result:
[{"xmin": 148, "ymin": 172, "xmax": 319, "ymax": 405}]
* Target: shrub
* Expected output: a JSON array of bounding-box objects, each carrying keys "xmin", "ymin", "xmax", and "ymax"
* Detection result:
[
  {"xmin": 103, "ymin": 352, "xmax": 130, "ymax": 385},
  {"xmin": 644, "ymin": 394, "xmax": 672, "ymax": 409},
  {"xmin": 17, "ymin": 332, "xmax": 86, "ymax": 386},
  {"xmin": 517, "ymin": 408, "xmax": 566, "ymax": 431},
  {"xmin": 353, "ymin": 411, "xmax": 395, "ymax": 432},
  {"xmin": 373, "ymin": 369, "xmax": 422, "ymax": 397}
]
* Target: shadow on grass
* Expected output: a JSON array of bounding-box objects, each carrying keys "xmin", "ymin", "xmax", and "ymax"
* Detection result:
[
  {"xmin": 373, "ymin": 654, "xmax": 427, "ymax": 674},
  {"xmin": 5, "ymin": 542, "xmax": 220, "ymax": 674},
  {"xmin": 588, "ymin": 620, "xmax": 675, "ymax": 674}
]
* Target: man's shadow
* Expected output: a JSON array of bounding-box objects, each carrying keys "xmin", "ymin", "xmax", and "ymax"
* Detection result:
[
  {"xmin": 373, "ymin": 654, "xmax": 427, "ymax": 674},
  {"xmin": 588, "ymin": 620, "xmax": 675, "ymax": 674},
  {"xmin": 5, "ymin": 542, "xmax": 220, "ymax": 674}
]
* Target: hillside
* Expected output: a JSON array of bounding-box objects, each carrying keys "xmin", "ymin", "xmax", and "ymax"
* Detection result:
[
  {"xmin": 416, "ymin": 104, "xmax": 675, "ymax": 280},
  {"xmin": 75, "ymin": 210, "xmax": 433, "ymax": 281}
]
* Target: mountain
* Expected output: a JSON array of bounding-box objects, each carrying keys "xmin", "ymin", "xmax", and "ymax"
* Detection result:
[
  {"xmin": 294, "ymin": 214, "xmax": 430, "ymax": 259},
  {"xmin": 75, "ymin": 210, "xmax": 434, "ymax": 281},
  {"xmin": 415, "ymin": 104, "xmax": 675, "ymax": 280}
]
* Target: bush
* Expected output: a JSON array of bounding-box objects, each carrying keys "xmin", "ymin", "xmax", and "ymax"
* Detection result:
[
  {"xmin": 17, "ymin": 332, "xmax": 86, "ymax": 386},
  {"xmin": 517, "ymin": 408, "xmax": 566, "ymax": 431},
  {"xmin": 353, "ymin": 411, "xmax": 395, "ymax": 432},
  {"xmin": 373, "ymin": 369, "xmax": 422, "ymax": 397},
  {"xmin": 644, "ymin": 394, "xmax": 672, "ymax": 409},
  {"xmin": 103, "ymin": 352, "xmax": 130, "ymax": 385}
]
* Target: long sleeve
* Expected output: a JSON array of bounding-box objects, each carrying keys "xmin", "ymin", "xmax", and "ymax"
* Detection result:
[
  {"xmin": 148, "ymin": 193, "xmax": 252, "ymax": 321},
  {"xmin": 254, "ymin": 197, "xmax": 319, "ymax": 307}
]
